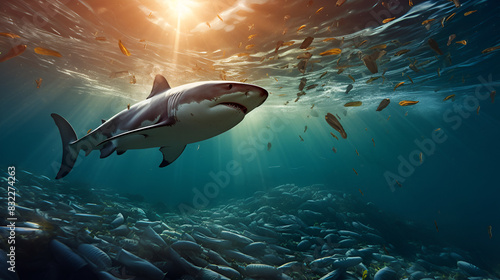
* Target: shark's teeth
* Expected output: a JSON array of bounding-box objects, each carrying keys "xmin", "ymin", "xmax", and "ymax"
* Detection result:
[{"xmin": 219, "ymin": 102, "xmax": 248, "ymax": 114}]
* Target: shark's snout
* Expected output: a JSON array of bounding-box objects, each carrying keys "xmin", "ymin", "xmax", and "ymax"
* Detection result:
[{"xmin": 214, "ymin": 84, "xmax": 268, "ymax": 114}]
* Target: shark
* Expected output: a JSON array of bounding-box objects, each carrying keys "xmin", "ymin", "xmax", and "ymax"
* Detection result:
[{"xmin": 51, "ymin": 75, "xmax": 268, "ymax": 179}]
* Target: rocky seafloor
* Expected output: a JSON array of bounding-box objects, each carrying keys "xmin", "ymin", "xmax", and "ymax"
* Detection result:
[{"xmin": 0, "ymin": 170, "xmax": 498, "ymax": 280}]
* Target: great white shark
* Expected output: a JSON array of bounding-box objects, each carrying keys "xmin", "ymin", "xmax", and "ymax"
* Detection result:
[{"xmin": 51, "ymin": 75, "xmax": 268, "ymax": 179}]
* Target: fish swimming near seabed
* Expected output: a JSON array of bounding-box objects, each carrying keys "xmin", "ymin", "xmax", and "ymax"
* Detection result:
[{"xmin": 51, "ymin": 75, "xmax": 268, "ymax": 179}]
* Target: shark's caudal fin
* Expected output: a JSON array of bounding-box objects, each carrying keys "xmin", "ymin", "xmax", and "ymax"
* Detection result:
[{"xmin": 51, "ymin": 113, "xmax": 80, "ymax": 179}]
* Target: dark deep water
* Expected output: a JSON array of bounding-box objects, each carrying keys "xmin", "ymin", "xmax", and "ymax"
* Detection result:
[{"xmin": 1, "ymin": 0, "xmax": 500, "ymax": 276}]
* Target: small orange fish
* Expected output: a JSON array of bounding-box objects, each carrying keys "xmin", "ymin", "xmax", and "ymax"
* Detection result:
[
  {"xmin": 0, "ymin": 44, "xmax": 27, "ymax": 63},
  {"xmin": 394, "ymin": 82, "xmax": 405, "ymax": 91},
  {"xmin": 344, "ymin": 101, "xmax": 362, "ymax": 107},
  {"xmin": 248, "ymin": 34, "xmax": 258, "ymax": 40},
  {"xmin": 445, "ymin": 12, "xmax": 456, "ymax": 22},
  {"xmin": 407, "ymin": 74, "xmax": 414, "ymax": 84},
  {"xmin": 297, "ymin": 25, "xmax": 306, "ymax": 31},
  {"xmin": 245, "ymin": 44, "xmax": 255, "ymax": 50},
  {"xmin": 336, "ymin": 0, "xmax": 346, "ymax": 7},
  {"xmin": 35, "ymin": 78, "xmax": 42, "ymax": 89},
  {"xmin": 419, "ymin": 152, "xmax": 423, "ymax": 163},
  {"xmin": 353, "ymin": 168, "xmax": 358, "ymax": 175},
  {"xmin": 348, "ymin": 74, "xmax": 355, "ymax": 82},
  {"xmin": 447, "ymin": 34, "xmax": 456, "ymax": 46},
  {"xmin": 455, "ymin": 40, "xmax": 467, "ymax": 45},
  {"xmin": 355, "ymin": 149, "xmax": 359, "ymax": 156},
  {"xmin": 236, "ymin": 53, "xmax": 250, "ymax": 57},
  {"xmin": 358, "ymin": 40, "xmax": 368, "ymax": 47},
  {"xmin": 421, "ymin": 19, "xmax": 435, "ymax": 25},
  {"xmin": 217, "ymin": 14, "xmax": 223, "ymax": 22},
  {"xmin": 370, "ymin": 44, "xmax": 387, "ymax": 50},
  {"xmin": 0, "ymin": 32, "xmax": 20, "ymax": 38},
  {"xmin": 382, "ymin": 17, "xmax": 396, "ymax": 24},
  {"xmin": 319, "ymin": 48, "xmax": 342, "ymax": 56},
  {"xmin": 330, "ymin": 132, "xmax": 339, "ymax": 140},
  {"xmin": 476, "ymin": 105, "xmax": 480, "ymax": 115},
  {"xmin": 34, "ymin": 47, "xmax": 62, "ymax": 57},
  {"xmin": 282, "ymin": 41, "xmax": 294, "ymax": 46},
  {"xmin": 320, "ymin": 71, "xmax": 328, "ymax": 79},
  {"xmin": 434, "ymin": 128, "xmax": 441, "ymax": 131},
  {"xmin": 95, "ymin": 36, "xmax": 106, "ymax": 41},
  {"xmin": 358, "ymin": 189, "xmax": 364, "ymax": 196},
  {"xmin": 399, "ymin": 100, "xmax": 419, "ymax": 106},
  {"xmin": 434, "ymin": 220, "xmax": 439, "ymax": 232},
  {"xmin": 372, "ymin": 138, "xmax": 375, "ymax": 147},
  {"xmin": 409, "ymin": 0, "xmax": 413, "ymax": 7},
  {"xmin": 206, "ymin": 22, "xmax": 211, "ymax": 28},
  {"xmin": 118, "ymin": 40, "xmax": 131, "ymax": 56},
  {"xmin": 315, "ymin": 7, "xmax": 324, "ymax": 14},
  {"xmin": 387, "ymin": 115, "xmax": 391, "ymax": 120},
  {"xmin": 366, "ymin": 77, "xmax": 381, "ymax": 83},
  {"xmin": 127, "ymin": 104, "xmax": 130, "ymax": 110},
  {"xmin": 464, "ymin": 10, "xmax": 477, "ymax": 16},
  {"xmin": 394, "ymin": 49, "xmax": 410, "ymax": 56},
  {"xmin": 482, "ymin": 45, "xmax": 500, "ymax": 54},
  {"xmin": 396, "ymin": 180, "xmax": 402, "ymax": 187},
  {"xmin": 87, "ymin": 129, "xmax": 92, "ymax": 134},
  {"xmin": 323, "ymin": 37, "xmax": 336, "ymax": 42},
  {"xmin": 443, "ymin": 94, "xmax": 455, "ymax": 101}
]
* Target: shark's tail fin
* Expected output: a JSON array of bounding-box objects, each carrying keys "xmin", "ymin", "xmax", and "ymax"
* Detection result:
[{"xmin": 51, "ymin": 113, "xmax": 79, "ymax": 179}]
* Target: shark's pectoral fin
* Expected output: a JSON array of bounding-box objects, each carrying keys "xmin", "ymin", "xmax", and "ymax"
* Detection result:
[
  {"xmin": 159, "ymin": 145, "xmax": 186, "ymax": 167},
  {"xmin": 116, "ymin": 149, "xmax": 127, "ymax": 155},
  {"xmin": 100, "ymin": 142, "xmax": 116, "ymax": 158},
  {"xmin": 96, "ymin": 120, "xmax": 172, "ymax": 147}
]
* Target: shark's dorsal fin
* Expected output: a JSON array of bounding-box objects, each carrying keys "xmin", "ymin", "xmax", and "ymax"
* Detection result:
[
  {"xmin": 101, "ymin": 119, "xmax": 106, "ymax": 124},
  {"xmin": 147, "ymin": 75, "xmax": 171, "ymax": 99}
]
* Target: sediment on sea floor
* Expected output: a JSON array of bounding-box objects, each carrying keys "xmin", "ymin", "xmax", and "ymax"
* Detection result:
[{"xmin": 0, "ymin": 170, "xmax": 496, "ymax": 279}]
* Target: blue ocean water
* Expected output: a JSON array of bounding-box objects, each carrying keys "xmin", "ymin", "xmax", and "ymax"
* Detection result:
[{"xmin": 1, "ymin": 0, "xmax": 500, "ymax": 273}]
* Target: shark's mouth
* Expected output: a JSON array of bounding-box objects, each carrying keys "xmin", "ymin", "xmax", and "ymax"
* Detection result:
[{"xmin": 219, "ymin": 102, "xmax": 248, "ymax": 114}]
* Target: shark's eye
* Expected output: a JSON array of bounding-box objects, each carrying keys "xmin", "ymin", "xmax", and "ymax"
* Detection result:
[{"xmin": 228, "ymin": 84, "xmax": 233, "ymax": 90}]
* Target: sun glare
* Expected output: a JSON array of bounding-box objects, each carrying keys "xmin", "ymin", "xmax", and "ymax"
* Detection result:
[{"xmin": 167, "ymin": 0, "xmax": 195, "ymax": 19}]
